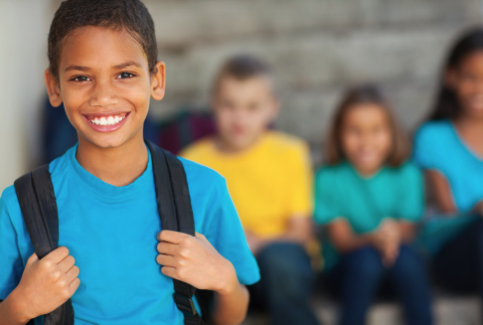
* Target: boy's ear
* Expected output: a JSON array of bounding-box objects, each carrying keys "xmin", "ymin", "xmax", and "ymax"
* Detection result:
[
  {"xmin": 151, "ymin": 61, "xmax": 166, "ymax": 101},
  {"xmin": 44, "ymin": 69, "xmax": 63, "ymax": 107}
]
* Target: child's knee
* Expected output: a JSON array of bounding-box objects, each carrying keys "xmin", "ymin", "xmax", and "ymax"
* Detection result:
[
  {"xmin": 392, "ymin": 246, "xmax": 426, "ymax": 279},
  {"xmin": 343, "ymin": 246, "xmax": 385, "ymax": 280}
]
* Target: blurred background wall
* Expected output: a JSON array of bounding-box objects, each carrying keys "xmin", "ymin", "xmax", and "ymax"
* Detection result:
[{"xmin": 0, "ymin": 0, "xmax": 481, "ymax": 190}]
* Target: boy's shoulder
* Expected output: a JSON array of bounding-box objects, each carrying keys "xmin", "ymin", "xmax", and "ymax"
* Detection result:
[
  {"xmin": 0, "ymin": 185, "xmax": 18, "ymax": 209},
  {"xmin": 178, "ymin": 156, "xmax": 226, "ymax": 188},
  {"xmin": 266, "ymin": 131, "xmax": 309, "ymax": 153},
  {"xmin": 0, "ymin": 146, "xmax": 74, "ymax": 218},
  {"xmin": 180, "ymin": 137, "xmax": 214, "ymax": 161}
]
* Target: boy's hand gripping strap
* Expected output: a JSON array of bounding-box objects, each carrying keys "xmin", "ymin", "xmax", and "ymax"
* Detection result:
[
  {"xmin": 14, "ymin": 165, "xmax": 75, "ymax": 325},
  {"xmin": 147, "ymin": 141, "xmax": 204, "ymax": 325}
]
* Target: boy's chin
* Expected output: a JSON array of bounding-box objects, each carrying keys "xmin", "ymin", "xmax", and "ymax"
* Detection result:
[{"xmin": 81, "ymin": 132, "xmax": 138, "ymax": 149}]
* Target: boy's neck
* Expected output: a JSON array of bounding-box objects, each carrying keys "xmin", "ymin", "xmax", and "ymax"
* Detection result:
[
  {"xmin": 76, "ymin": 133, "xmax": 149, "ymax": 187},
  {"xmin": 214, "ymin": 132, "xmax": 266, "ymax": 155}
]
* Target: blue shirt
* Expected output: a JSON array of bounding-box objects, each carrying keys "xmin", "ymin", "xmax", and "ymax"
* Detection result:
[
  {"xmin": 0, "ymin": 145, "xmax": 260, "ymax": 325},
  {"xmin": 314, "ymin": 162, "xmax": 424, "ymax": 270},
  {"xmin": 413, "ymin": 120, "xmax": 483, "ymax": 252}
]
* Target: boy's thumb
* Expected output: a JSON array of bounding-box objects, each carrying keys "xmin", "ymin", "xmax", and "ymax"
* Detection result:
[{"xmin": 26, "ymin": 252, "xmax": 39, "ymax": 266}]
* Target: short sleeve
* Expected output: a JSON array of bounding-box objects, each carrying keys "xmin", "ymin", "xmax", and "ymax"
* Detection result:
[
  {"xmin": 313, "ymin": 168, "xmax": 341, "ymax": 225},
  {"xmin": 199, "ymin": 178, "xmax": 260, "ymax": 286},
  {"xmin": 396, "ymin": 164, "xmax": 425, "ymax": 222},
  {"xmin": 287, "ymin": 143, "xmax": 313, "ymax": 217},
  {"xmin": 413, "ymin": 123, "xmax": 443, "ymax": 170},
  {"xmin": 0, "ymin": 195, "xmax": 24, "ymax": 299}
]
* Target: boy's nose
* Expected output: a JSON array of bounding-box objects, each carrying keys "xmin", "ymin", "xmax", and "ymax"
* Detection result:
[{"xmin": 89, "ymin": 80, "xmax": 120, "ymax": 108}]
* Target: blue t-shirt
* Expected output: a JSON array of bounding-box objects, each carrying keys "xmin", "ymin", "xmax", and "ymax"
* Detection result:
[
  {"xmin": 314, "ymin": 162, "xmax": 424, "ymax": 270},
  {"xmin": 413, "ymin": 120, "xmax": 483, "ymax": 252},
  {"xmin": 0, "ymin": 145, "xmax": 260, "ymax": 325}
]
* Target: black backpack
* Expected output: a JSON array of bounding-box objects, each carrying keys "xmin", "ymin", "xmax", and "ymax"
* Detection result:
[{"xmin": 7, "ymin": 141, "xmax": 212, "ymax": 325}]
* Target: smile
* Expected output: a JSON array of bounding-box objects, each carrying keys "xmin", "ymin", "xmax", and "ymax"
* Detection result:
[
  {"xmin": 83, "ymin": 112, "xmax": 130, "ymax": 133},
  {"xmin": 87, "ymin": 112, "xmax": 128, "ymax": 126}
]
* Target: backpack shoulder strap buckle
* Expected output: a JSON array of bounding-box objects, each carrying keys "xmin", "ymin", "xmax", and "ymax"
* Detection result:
[{"xmin": 173, "ymin": 293, "xmax": 199, "ymax": 318}]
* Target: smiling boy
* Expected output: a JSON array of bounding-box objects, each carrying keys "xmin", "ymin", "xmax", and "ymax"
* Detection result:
[{"xmin": 0, "ymin": 1, "xmax": 259, "ymax": 324}]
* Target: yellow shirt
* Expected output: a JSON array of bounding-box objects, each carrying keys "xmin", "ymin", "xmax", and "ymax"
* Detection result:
[{"xmin": 181, "ymin": 131, "xmax": 313, "ymax": 238}]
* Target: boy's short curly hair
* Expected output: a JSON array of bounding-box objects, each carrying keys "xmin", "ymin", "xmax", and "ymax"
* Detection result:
[
  {"xmin": 213, "ymin": 55, "xmax": 273, "ymax": 93},
  {"xmin": 48, "ymin": 0, "xmax": 158, "ymax": 78}
]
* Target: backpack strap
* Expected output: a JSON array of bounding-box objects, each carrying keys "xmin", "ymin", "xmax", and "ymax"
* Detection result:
[
  {"xmin": 14, "ymin": 165, "xmax": 75, "ymax": 325},
  {"xmin": 146, "ymin": 141, "xmax": 204, "ymax": 325}
]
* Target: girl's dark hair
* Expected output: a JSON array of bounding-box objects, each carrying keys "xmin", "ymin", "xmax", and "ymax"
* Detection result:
[
  {"xmin": 48, "ymin": 0, "xmax": 158, "ymax": 79},
  {"xmin": 429, "ymin": 27, "xmax": 483, "ymax": 121},
  {"xmin": 326, "ymin": 84, "xmax": 410, "ymax": 167}
]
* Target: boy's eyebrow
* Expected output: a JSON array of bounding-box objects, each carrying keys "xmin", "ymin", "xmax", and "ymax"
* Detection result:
[
  {"xmin": 64, "ymin": 61, "xmax": 142, "ymax": 73},
  {"xmin": 64, "ymin": 65, "xmax": 91, "ymax": 72},
  {"xmin": 114, "ymin": 61, "xmax": 143, "ymax": 69}
]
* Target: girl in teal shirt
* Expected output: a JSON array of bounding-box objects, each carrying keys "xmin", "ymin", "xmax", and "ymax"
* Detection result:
[{"xmin": 315, "ymin": 85, "xmax": 432, "ymax": 325}]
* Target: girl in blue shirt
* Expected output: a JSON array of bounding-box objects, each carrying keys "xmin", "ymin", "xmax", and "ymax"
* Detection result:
[
  {"xmin": 413, "ymin": 27, "xmax": 483, "ymax": 299},
  {"xmin": 315, "ymin": 85, "xmax": 433, "ymax": 325}
]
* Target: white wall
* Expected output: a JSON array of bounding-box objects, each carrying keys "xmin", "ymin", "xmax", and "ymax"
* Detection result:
[{"xmin": 0, "ymin": 0, "xmax": 54, "ymax": 190}]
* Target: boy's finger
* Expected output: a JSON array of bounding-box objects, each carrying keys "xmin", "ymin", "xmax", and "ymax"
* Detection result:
[
  {"xmin": 157, "ymin": 241, "xmax": 177, "ymax": 255},
  {"xmin": 157, "ymin": 230, "xmax": 190, "ymax": 244},
  {"xmin": 69, "ymin": 277, "xmax": 81, "ymax": 294},
  {"xmin": 45, "ymin": 246, "xmax": 70, "ymax": 264},
  {"xmin": 58, "ymin": 255, "xmax": 76, "ymax": 273},
  {"xmin": 156, "ymin": 254, "xmax": 176, "ymax": 266},
  {"xmin": 26, "ymin": 252, "xmax": 39, "ymax": 266},
  {"xmin": 161, "ymin": 266, "xmax": 179, "ymax": 280},
  {"xmin": 66, "ymin": 266, "xmax": 80, "ymax": 283},
  {"xmin": 195, "ymin": 232, "xmax": 207, "ymax": 241}
]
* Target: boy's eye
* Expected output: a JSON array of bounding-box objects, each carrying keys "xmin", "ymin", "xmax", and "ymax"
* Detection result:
[
  {"xmin": 71, "ymin": 76, "xmax": 91, "ymax": 82},
  {"xmin": 117, "ymin": 72, "xmax": 135, "ymax": 79}
]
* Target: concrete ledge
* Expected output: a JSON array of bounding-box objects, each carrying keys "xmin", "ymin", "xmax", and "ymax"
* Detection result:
[{"xmin": 242, "ymin": 295, "xmax": 481, "ymax": 325}]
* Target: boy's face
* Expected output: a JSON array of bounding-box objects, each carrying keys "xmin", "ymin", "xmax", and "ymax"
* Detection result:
[
  {"xmin": 212, "ymin": 76, "xmax": 279, "ymax": 151},
  {"xmin": 45, "ymin": 26, "xmax": 165, "ymax": 149}
]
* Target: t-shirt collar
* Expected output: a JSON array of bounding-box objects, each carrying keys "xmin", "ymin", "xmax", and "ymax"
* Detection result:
[{"xmin": 68, "ymin": 143, "xmax": 153, "ymax": 200}]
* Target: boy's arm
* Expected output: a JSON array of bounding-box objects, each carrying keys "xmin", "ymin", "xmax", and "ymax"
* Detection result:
[
  {"xmin": 0, "ymin": 248, "xmax": 80, "ymax": 325},
  {"xmin": 0, "ymin": 289, "xmax": 31, "ymax": 325},
  {"xmin": 210, "ymin": 279, "xmax": 249, "ymax": 325},
  {"xmin": 156, "ymin": 231, "xmax": 249, "ymax": 325}
]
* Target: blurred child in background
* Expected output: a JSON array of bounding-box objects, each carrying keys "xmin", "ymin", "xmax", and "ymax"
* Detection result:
[
  {"xmin": 413, "ymin": 27, "xmax": 483, "ymax": 299},
  {"xmin": 314, "ymin": 85, "xmax": 433, "ymax": 325},
  {"xmin": 182, "ymin": 55, "xmax": 319, "ymax": 325}
]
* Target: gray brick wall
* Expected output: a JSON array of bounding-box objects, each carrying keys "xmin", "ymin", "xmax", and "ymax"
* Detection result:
[{"xmin": 144, "ymin": 0, "xmax": 482, "ymax": 152}]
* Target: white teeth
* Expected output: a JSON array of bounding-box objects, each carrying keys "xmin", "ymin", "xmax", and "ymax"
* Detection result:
[{"xmin": 90, "ymin": 114, "xmax": 126, "ymax": 126}]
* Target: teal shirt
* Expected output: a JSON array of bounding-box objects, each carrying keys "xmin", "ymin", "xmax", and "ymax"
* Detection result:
[{"xmin": 314, "ymin": 162, "xmax": 424, "ymax": 270}]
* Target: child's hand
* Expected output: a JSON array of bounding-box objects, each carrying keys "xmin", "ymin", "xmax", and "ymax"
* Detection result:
[
  {"xmin": 373, "ymin": 220, "xmax": 401, "ymax": 267},
  {"xmin": 13, "ymin": 247, "xmax": 80, "ymax": 320},
  {"xmin": 156, "ymin": 230, "xmax": 238, "ymax": 294}
]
